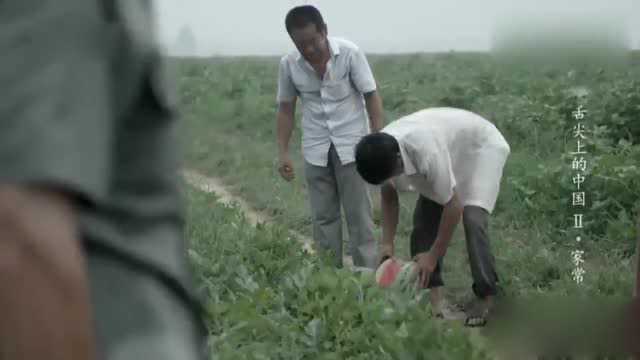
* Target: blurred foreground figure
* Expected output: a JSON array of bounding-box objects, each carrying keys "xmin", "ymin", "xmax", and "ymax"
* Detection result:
[
  {"xmin": 636, "ymin": 215, "xmax": 640, "ymax": 298},
  {"xmin": 0, "ymin": 1, "xmax": 207, "ymax": 359}
]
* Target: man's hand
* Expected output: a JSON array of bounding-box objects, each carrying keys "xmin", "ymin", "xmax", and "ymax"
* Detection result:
[
  {"xmin": 278, "ymin": 154, "xmax": 295, "ymax": 182},
  {"xmin": 414, "ymin": 251, "xmax": 438, "ymax": 289}
]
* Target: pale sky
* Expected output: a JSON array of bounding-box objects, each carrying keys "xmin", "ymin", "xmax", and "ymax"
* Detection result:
[{"xmin": 153, "ymin": 0, "xmax": 640, "ymax": 56}]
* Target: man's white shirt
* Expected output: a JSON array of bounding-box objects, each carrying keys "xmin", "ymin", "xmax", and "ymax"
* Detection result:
[{"xmin": 382, "ymin": 108, "xmax": 511, "ymax": 214}]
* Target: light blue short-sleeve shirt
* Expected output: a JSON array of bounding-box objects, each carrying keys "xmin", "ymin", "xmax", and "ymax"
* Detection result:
[{"xmin": 277, "ymin": 37, "xmax": 377, "ymax": 167}]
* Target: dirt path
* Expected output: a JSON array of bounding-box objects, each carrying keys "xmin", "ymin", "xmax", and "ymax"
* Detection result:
[{"xmin": 183, "ymin": 169, "xmax": 354, "ymax": 267}]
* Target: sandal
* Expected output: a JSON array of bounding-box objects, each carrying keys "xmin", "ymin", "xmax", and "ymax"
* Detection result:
[{"xmin": 464, "ymin": 300, "xmax": 491, "ymax": 327}]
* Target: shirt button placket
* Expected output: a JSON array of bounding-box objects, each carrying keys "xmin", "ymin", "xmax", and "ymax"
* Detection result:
[{"xmin": 321, "ymin": 80, "xmax": 332, "ymax": 134}]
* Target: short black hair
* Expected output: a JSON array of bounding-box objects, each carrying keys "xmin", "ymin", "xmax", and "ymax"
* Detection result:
[
  {"xmin": 285, "ymin": 5, "xmax": 326, "ymax": 34},
  {"xmin": 355, "ymin": 132, "xmax": 400, "ymax": 185}
]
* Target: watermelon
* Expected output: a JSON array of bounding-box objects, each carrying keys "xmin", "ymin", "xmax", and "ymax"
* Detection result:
[{"xmin": 375, "ymin": 258, "xmax": 419, "ymax": 291}]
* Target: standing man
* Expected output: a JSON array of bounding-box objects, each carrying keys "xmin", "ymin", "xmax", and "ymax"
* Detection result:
[
  {"xmin": 0, "ymin": 1, "xmax": 207, "ymax": 359},
  {"xmin": 276, "ymin": 5, "xmax": 385, "ymax": 269},
  {"xmin": 354, "ymin": 107, "xmax": 511, "ymax": 327}
]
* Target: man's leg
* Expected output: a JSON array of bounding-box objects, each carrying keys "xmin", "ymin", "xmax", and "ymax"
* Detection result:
[
  {"xmin": 463, "ymin": 205, "xmax": 499, "ymax": 326},
  {"xmin": 304, "ymin": 152, "xmax": 343, "ymax": 268},
  {"xmin": 333, "ymin": 146, "xmax": 377, "ymax": 269}
]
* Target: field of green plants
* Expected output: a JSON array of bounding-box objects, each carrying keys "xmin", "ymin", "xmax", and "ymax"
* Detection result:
[
  {"xmin": 187, "ymin": 187, "xmax": 502, "ymax": 359},
  {"xmin": 179, "ymin": 51, "xmax": 640, "ymax": 358}
]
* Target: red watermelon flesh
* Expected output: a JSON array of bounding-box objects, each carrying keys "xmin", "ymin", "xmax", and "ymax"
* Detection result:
[{"xmin": 377, "ymin": 259, "xmax": 402, "ymax": 288}]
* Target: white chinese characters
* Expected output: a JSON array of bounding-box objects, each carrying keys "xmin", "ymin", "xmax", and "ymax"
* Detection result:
[{"xmin": 570, "ymin": 104, "xmax": 589, "ymax": 285}]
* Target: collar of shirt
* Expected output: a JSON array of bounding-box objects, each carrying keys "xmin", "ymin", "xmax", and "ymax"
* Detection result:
[
  {"xmin": 387, "ymin": 142, "xmax": 419, "ymax": 193},
  {"xmin": 386, "ymin": 132, "xmax": 418, "ymax": 176},
  {"xmin": 400, "ymin": 143, "xmax": 418, "ymax": 176}
]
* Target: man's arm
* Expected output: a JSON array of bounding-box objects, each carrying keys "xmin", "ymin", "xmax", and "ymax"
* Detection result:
[
  {"xmin": 275, "ymin": 54, "xmax": 299, "ymax": 181},
  {"xmin": 349, "ymin": 47, "xmax": 383, "ymax": 132},
  {"xmin": 0, "ymin": 187, "xmax": 96, "ymax": 359},
  {"xmin": 430, "ymin": 193, "xmax": 463, "ymax": 258},
  {"xmin": 380, "ymin": 182, "xmax": 400, "ymax": 261},
  {"xmin": 415, "ymin": 193, "xmax": 462, "ymax": 287},
  {"xmin": 276, "ymin": 99, "xmax": 297, "ymax": 181},
  {"xmin": 364, "ymin": 90, "xmax": 385, "ymax": 132},
  {"xmin": 277, "ymin": 99, "xmax": 296, "ymax": 156}
]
